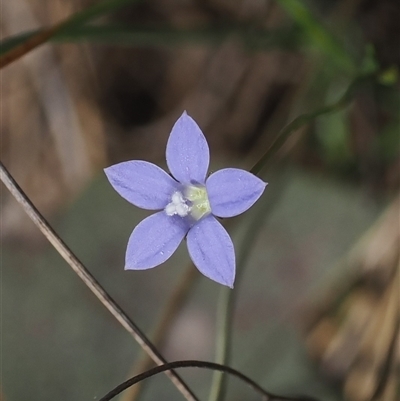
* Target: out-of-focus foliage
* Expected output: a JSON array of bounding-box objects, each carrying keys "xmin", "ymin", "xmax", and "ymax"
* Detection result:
[{"xmin": 1, "ymin": 0, "xmax": 399, "ymax": 400}]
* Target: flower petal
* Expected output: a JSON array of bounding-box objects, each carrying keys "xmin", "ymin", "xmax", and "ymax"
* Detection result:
[
  {"xmin": 105, "ymin": 161, "xmax": 179, "ymax": 210},
  {"xmin": 186, "ymin": 215, "xmax": 235, "ymax": 287},
  {"xmin": 125, "ymin": 211, "xmax": 189, "ymax": 270},
  {"xmin": 206, "ymin": 168, "xmax": 267, "ymax": 218},
  {"xmin": 166, "ymin": 111, "xmax": 210, "ymax": 185}
]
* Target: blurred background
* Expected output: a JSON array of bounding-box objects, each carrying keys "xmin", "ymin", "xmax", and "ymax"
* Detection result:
[{"xmin": 1, "ymin": 0, "xmax": 399, "ymax": 400}]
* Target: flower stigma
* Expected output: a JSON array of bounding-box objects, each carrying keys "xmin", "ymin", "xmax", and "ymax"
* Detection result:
[{"xmin": 165, "ymin": 185, "xmax": 211, "ymax": 221}]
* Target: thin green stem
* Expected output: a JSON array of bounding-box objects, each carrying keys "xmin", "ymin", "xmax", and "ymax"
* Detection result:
[
  {"xmin": 250, "ymin": 74, "xmax": 374, "ymax": 176},
  {"xmin": 208, "ymin": 280, "xmax": 234, "ymax": 401},
  {"xmin": 208, "ymin": 176, "xmax": 283, "ymax": 401}
]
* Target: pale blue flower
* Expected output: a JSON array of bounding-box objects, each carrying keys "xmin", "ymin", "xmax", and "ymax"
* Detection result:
[{"xmin": 105, "ymin": 112, "xmax": 267, "ymax": 287}]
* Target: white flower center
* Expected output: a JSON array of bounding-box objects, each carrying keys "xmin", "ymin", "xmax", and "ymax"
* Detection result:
[{"xmin": 165, "ymin": 185, "xmax": 211, "ymax": 221}]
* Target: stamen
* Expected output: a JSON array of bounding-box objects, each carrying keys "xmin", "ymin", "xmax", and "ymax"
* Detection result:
[
  {"xmin": 165, "ymin": 186, "xmax": 211, "ymax": 221},
  {"xmin": 165, "ymin": 203, "xmax": 177, "ymax": 216},
  {"xmin": 176, "ymin": 203, "xmax": 190, "ymax": 217},
  {"xmin": 171, "ymin": 192, "xmax": 184, "ymax": 205},
  {"xmin": 165, "ymin": 191, "xmax": 190, "ymax": 217}
]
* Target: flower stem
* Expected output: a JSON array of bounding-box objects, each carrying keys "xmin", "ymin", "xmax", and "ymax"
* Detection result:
[
  {"xmin": 250, "ymin": 74, "xmax": 375, "ymax": 176},
  {"xmin": 208, "ymin": 174, "xmax": 284, "ymax": 401}
]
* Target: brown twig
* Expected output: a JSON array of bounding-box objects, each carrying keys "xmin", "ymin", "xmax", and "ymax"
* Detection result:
[
  {"xmin": 0, "ymin": 0, "xmax": 139, "ymax": 69},
  {"xmin": 0, "ymin": 161, "xmax": 199, "ymax": 401},
  {"xmin": 0, "ymin": 25, "xmax": 62, "ymax": 70}
]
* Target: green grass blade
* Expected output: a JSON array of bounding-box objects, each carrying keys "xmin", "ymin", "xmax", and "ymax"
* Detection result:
[
  {"xmin": 0, "ymin": 25, "xmax": 299, "ymax": 56},
  {"xmin": 56, "ymin": 25, "xmax": 300, "ymax": 49}
]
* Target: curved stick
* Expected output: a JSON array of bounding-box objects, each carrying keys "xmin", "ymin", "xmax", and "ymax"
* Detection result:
[{"xmin": 100, "ymin": 360, "xmax": 321, "ymax": 401}]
